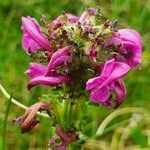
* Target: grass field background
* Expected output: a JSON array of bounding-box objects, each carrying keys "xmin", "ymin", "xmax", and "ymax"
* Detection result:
[{"xmin": 0, "ymin": 0, "xmax": 150, "ymax": 149}]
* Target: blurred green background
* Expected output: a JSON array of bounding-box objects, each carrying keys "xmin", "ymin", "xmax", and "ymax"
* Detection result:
[{"xmin": 0, "ymin": 0, "xmax": 150, "ymax": 149}]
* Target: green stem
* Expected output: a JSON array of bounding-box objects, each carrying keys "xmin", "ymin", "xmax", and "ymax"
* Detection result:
[
  {"xmin": 2, "ymin": 96, "xmax": 12, "ymax": 150},
  {"xmin": 96, "ymin": 107, "xmax": 147, "ymax": 137},
  {"xmin": 0, "ymin": 84, "xmax": 49, "ymax": 118}
]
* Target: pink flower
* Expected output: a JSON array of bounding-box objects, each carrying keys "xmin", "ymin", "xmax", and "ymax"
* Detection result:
[
  {"xmin": 22, "ymin": 17, "xmax": 50, "ymax": 54},
  {"xmin": 111, "ymin": 29, "xmax": 142, "ymax": 67},
  {"xmin": 86, "ymin": 59, "xmax": 130, "ymax": 108},
  {"xmin": 26, "ymin": 46, "xmax": 72, "ymax": 90}
]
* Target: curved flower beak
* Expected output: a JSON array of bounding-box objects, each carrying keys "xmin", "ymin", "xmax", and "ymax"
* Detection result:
[{"xmin": 22, "ymin": 17, "xmax": 50, "ymax": 54}]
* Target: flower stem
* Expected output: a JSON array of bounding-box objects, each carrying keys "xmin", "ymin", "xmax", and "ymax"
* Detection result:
[
  {"xmin": 0, "ymin": 84, "xmax": 49, "ymax": 118},
  {"xmin": 95, "ymin": 107, "xmax": 148, "ymax": 137},
  {"xmin": 2, "ymin": 96, "xmax": 11, "ymax": 150}
]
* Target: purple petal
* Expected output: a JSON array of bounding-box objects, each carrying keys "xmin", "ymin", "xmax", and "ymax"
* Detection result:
[
  {"xmin": 115, "ymin": 29, "xmax": 142, "ymax": 67},
  {"xmin": 96, "ymin": 60, "xmax": 130, "ymax": 89},
  {"xmin": 114, "ymin": 79, "xmax": 126, "ymax": 108},
  {"xmin": 52, "ymin": 55, "xmax": 72, "ymax": 69},
  {"xmin": 93, "ymin": 61, "xmax": 130, "ymax": 91},
  {"xmin": 122, "ymin": 41, "xmax": 142, "ymax": 67},
  {"xmin": 25, "ymin": 63, "xmax": 47, "ymax": 78},
  {"xmin": 86, "ymin": 59, "xmax": 130, "ymax": 100},
  {"xmin": 90, "ymin": 85, "xmax": 110, "ymax": 103},
  {"xmin": 86, "ymin": 59, "xmax": 114, "ymax": 90},
  {"xmin": 103, "ymin": 100, "xmax": 113, "ymax": 108},
  {"xmin": 118, "ymin": 29, "xmax": 142, "ymax": 46},
  {"xmin": 118, "ymin": 29, "xmax": 142, "ymax": 67},
  {"xmin": 86, "ymin": 59, "xmax": 115, "ymax": 90},
  {"xmin": 105, "ymin": 61, "xmax": 130, "ymax": 82},
  {"xmin": 22, "ymin": 17, "xmax": 50, "ymax": 53},
  {"xmin": 28, "ymin": 75, "xmax": 71, "ymax": 90},
  {"xmin": 22, "ymin": 34, "xmax": 42, "ymax": 53},
  {"xmin": 45, "ymin": 46, "xmax": 72, "ymax": 75}
]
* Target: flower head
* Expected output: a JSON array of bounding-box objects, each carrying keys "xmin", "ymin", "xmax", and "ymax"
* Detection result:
[{"xmin": 21, "ymin": 8, "xmax": 142, "ymax": 108}]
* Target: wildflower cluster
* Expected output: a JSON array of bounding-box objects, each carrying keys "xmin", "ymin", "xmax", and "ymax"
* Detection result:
[
  {"xmin": 14, "ymin": 7, "xmax": 142, "ymax": 149},
  {"xmin": 22, "ymin": 8, "xmax": 142, "ymax": 107}
]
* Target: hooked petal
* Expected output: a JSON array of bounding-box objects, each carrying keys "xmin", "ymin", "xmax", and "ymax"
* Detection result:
[{"xmin": 90, "ymin": 85, "xmax": 110, "ymax": 103}]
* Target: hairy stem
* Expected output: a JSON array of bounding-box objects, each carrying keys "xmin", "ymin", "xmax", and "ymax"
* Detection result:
[{"xmin": 0, "ymin": 84, "xmax": 49, "ymax": 118}]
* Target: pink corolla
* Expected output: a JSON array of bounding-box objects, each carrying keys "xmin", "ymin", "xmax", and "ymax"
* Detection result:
[
  {"xmin": 22, "ymin": 17, "xmax": 50, "ymax": 54},
  {"xmin": 26, "ymin": 46, "xmax": 72, "ymax": 90},
  {"xmin": 86, "ymin": 59, "xmax": 130, "ymax": 108},
  {"xmin": 111, "ymin": 29, "xmax": 142, "ymax": 68}
]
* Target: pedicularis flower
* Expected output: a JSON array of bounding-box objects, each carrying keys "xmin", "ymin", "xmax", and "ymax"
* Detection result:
[
  {"xmin": 21, "ymin": 7, "xmax": 142, "ymax": 108},
  {"xmin": 22, "ymin": 17, "xmax": 50, "ymax": 53},
  {"xmin": 26, "ymin": 46, "xmax": 72, "ymax": 90},
  {"xmin": 86, "ymin": 59, "xmax": 130, "ymax": 107}
]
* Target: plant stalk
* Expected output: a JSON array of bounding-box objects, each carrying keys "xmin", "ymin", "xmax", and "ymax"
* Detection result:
[{"xmin": 0, "ymin": 84, "xmax": 49, "ymax": 118}]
